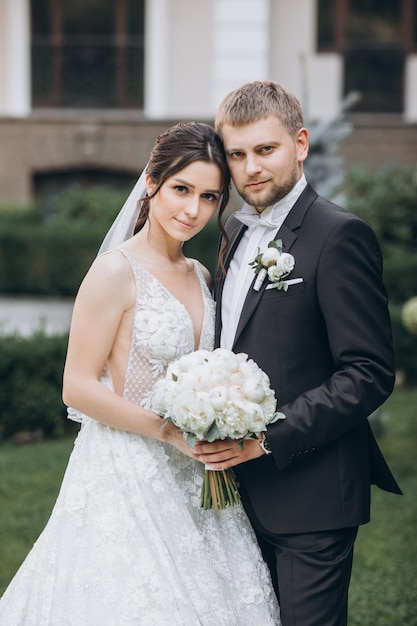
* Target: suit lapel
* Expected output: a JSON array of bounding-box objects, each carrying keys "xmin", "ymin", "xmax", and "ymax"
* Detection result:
[{"xmin": 232, "ymin": 184, "xmax": 318, "ymax": 349}]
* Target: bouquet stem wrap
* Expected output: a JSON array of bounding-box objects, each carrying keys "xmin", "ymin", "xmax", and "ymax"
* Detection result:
[{"xmin": 201, "ymin": 466, "xmax": 240, "ymax": 510}]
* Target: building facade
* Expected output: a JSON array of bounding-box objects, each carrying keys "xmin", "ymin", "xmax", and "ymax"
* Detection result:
[{"xmin": 0, "ymin": 0, "xmax": 416, "ymax": 205}]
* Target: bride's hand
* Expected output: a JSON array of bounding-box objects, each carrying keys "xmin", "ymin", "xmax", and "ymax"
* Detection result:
[
  {"xmin": 159, "ymin": 420, "xmax": 204, "ymax": 461},
  {"xmin": 192, "ymin": 437, "xmax": 265, "ymax": 470}
]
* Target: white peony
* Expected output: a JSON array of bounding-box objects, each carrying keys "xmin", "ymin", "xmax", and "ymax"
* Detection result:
[
  {"xmin": 208, "ymin": 348, "xmax": 240, "ymax": 373},
  {"xmin": 243, "ymin": 378, "xmax": 266, "ymax": 403},
  {"xmin": 242, "ymin": 401, "xmax": 267, "ymax": 432},
  {"xmin": 172, "ymin": 390, "xmax": 215, "ymax": 437},
  {"xmin": 177, "ymin": 350, "xmax": 209, "ymax": 372},
  {"xmin": 228, "ymin": 385, "xmax": 245, "ymax": 401},
  {"xmin": 217, "ymin": 401, "xmax": 250, "ymax": 438},
  {"xmin": 208, "ymin": 386, "xmax": 228, "ymax": 410},
  {"xmin": 210, "ymin": 368, "xmax": 231, "ymax": 388}
]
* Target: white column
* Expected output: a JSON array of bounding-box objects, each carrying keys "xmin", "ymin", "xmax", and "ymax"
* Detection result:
[
  {"xmin": 0, "ymin": 0, "xmax": 31, "ymax": 116},
  {"xmin": 212, "ymin": 0, "xmax": 270, "ymax": 110},
  {"xmin": 144, "ymin": 0, "xmax": 170, "ymax": 119},
  {"xmin": 404, "ymin": 55, "xmax": 417, "ymax": 123}
]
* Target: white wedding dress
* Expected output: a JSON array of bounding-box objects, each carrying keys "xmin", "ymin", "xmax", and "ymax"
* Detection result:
[{"xmin": 0, "ymin": 252, "xmax": 280, "ymax": 626}]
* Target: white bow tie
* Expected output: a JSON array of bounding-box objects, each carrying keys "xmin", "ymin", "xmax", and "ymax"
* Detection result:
[
  {"xmin": 234, "ymin": 211, "xmax": 280, "ymax": 228},
  {"xmin": 234, "ymin": 201, "xmax": 292, "ymax": 229},
  {"xmin": 234, "ymin": 175, "xmax": 307, "ymax": 230}
]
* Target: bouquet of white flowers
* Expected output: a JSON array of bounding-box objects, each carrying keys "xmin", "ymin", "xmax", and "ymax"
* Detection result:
[{"xmin": 152, "ymin": 348, "xmax": 282, "ymax": 510}]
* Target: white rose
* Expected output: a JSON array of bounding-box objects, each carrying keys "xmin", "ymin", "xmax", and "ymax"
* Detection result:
[
  {"xmin": 260, "ymin": 247, "xmax": 281, "ymax": 267},
  {"xmin": 268, "ymin": 264, "xmax": 285, "ymax": 282},
  {"xmin": 276, "ymin": 252, "xmax": 295, "ymax": 274}
]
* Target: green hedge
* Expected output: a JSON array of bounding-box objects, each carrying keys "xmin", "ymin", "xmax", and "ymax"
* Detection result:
[
  {"xmin": 0, "ymin": 218, "xmax": 222, "ymax": 296},
  {"xmin": 0, "ymin": 168, "xmax": 415, "ymax": 439},
  {"xmin": 345, "ymin": 165, "xmax": 417, "ymax": 385},
  {"xmin": 0, "ymin": 184, "xmax": 223, "ymax": 295},
  {"xmin": 0, "ymin": 223, "xmax": 105, "ymax": 295},
  {"xmin": 0, "ymin": 333, "xmax": 71, "ymax": 441},
  {"xmin": 0, "ymin": 185, "xmax": 130, "ymax": 296}
]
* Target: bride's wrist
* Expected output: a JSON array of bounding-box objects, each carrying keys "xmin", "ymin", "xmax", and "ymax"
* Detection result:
[{"xmin": 156, "ymin": 415, "xmax": 175, "ymax": 443}]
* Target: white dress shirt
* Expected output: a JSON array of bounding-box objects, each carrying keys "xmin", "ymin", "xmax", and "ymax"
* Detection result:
[{"xmin": 220, "ymin": 175, "xmax": 307, "ymax": 350}]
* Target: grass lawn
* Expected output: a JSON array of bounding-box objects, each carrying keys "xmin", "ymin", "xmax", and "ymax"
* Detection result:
[
  {"xmin": 0, "ymin": 388, "xmax": 416, "ymax": 624},
  {"xmin": 349, "ymin": 387, "xmax": 417, "ymax": 625}
]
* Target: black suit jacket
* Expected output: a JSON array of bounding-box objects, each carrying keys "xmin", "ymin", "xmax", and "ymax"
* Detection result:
[{"xmin": 214, "ymin": 184, "xmax": 402, "ymax": 534}]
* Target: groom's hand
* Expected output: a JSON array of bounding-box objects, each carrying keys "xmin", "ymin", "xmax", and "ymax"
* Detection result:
[{"xmin": 192, "ymin": 437, "xmax": 265, "ymax": 469}]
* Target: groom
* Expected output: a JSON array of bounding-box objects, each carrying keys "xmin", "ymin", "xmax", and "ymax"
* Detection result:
[{"xmin": 193, "ymin": 81, "xmax": 402, "ymax": 626}]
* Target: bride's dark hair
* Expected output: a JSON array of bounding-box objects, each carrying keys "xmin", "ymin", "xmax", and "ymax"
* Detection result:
[{"xmin": 134, "ymin": 122, "xmax": 230, "ymax": 267}]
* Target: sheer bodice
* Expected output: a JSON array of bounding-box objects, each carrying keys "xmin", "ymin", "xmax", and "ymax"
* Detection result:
[
  {"xmin": 0, "ymin": 252, "xmax": 280, "ymax": 625},
  {"xmin": 122, "ymin": 252, "xmax": 215, "ymax": 402}
]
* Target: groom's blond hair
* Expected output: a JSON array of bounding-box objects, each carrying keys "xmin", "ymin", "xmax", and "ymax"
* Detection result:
[{"xmin": 215, "ymin": 80, "xmax": 304, "ymax": 139}]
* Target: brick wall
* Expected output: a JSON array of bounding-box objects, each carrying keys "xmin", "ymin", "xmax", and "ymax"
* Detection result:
[
  {"xmin": 0, "ymin": 113, "xmax": 177, "ymax": 206},
  {"xmin": 0, "ymin": 112, "xmax": 416, "ymax": 207},
  {"xmin": 340, "ymin": 114, "xmax": 417, "ymax": 171}
]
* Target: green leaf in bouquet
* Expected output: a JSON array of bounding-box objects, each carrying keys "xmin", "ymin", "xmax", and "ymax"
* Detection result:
[
  {"xmin": 205, "ymin": 422, "xmax": 220, "ymax": 442},
  {"xmin": 185, "ymin": 432, "xmax": 198, "ymax": 448}
]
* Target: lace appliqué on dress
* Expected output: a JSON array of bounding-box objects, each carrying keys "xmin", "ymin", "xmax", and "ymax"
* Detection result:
[{"xmin": 0, "ymin": 252, "xmax": 280, "ymax": 626}]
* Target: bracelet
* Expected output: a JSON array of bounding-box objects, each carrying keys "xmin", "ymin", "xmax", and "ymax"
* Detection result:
[{"xmin": 259, "ymin": 432, "xmax": 272, "ymax": 455}]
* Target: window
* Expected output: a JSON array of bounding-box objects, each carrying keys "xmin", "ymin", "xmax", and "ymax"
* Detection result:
[
  {"xmin": 317, "ymin": 0, "xmax": 416, "ymax": 112},
  {"xmin": 31, "ymin": 0, "xmax": 145, "ymax": 108},
  {"xmin": 317, "ymin": 0, "xmax": 337, "ymax": 51}
]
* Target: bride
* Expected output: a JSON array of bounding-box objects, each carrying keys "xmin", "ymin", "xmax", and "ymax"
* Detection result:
[{"xmin": 0, "ymin": 121, "xmax": 281, "ymax": 625}]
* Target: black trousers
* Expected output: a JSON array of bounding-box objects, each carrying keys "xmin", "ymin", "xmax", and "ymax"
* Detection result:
[{"xmin": 255, "ymin": 525, "xmax": 358, "ymax": 626}]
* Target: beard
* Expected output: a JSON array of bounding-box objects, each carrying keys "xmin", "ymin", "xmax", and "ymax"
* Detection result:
[{"xmin": 237, "ymin": 160, "xmax": 300, "ymax": 211}]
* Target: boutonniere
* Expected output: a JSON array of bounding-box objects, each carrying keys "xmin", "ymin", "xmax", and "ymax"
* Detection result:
[{"xmin": 249, "ymin": 239, "xmax": 295, "ymax": 292}]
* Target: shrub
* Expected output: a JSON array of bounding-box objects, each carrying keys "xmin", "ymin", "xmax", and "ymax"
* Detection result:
[
  {"xmin": 345, "ymin": 166, "xmax": 417, "ymax": 297},
  {"xmin": 345, "ymin": 166, "xmax": 417, "ymax": 384},
  {"xmin": 0, "ymin": 333, "xmax": 71, "ymax": 441},
  {"xmin": 0, "ymin": 184, "xmax": 131, "ymax": 296},
  {"xmin": 0, "ymin": 223, "xmax": 104, "ymax": 295},
  {"xmin": 46, "ymin": 184, "xmax": 129, "ymax": 226}
]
